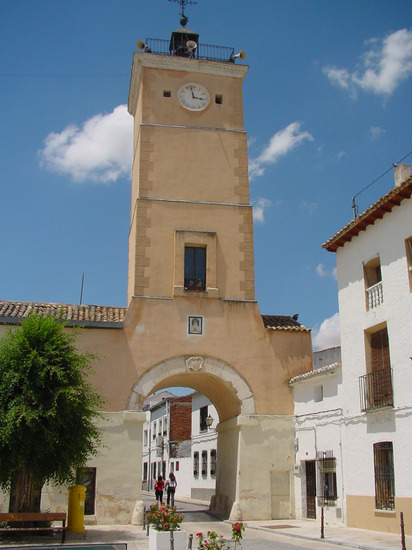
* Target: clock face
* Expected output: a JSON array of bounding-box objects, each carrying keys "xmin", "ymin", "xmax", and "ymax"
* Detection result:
[{"xmin": 178, "ymin": 83, "xmax": 210, "ymax": 111}]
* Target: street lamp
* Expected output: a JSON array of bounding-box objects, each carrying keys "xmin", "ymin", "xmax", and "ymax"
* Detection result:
[{"xmin": 206, "ymin": 414, "xmax": 213, "ymax": 429}]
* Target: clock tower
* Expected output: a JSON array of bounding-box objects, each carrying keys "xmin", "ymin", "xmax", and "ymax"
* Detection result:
[
  {"xmin": 127, "ymin": 22, "xmax": 252, "ymax": 305},
  {"xmin": 124, "ymin": 10, "xmax": 312, "ymax": 522}
]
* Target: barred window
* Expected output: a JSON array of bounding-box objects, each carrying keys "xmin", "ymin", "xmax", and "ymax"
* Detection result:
[
  {"xmin": 210, "ymin": 449, "xmax": 217, "ymax": 477},
  {"xmin": 374, "ymin": 442, "xmax": 395, "ymax": 510},
  {"xmin": 202, "ymin": 450, "xmax": 208, "ymax": 477},
  {"xmin": 193, "ymin": 452, "xmax": 199, "ymax": 478},
  {"xmin": 317, "ymin": 451, "xmax": 337, "ymax": 506}
]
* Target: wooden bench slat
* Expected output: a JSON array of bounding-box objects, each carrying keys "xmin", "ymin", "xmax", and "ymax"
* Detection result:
[
  {"xmin": 0, "ymin": 512, "xmax": 66, "ymax": 543},
  {"xmin": 0, "ymin": 512, "xmax": 66, "ymax": 521}
]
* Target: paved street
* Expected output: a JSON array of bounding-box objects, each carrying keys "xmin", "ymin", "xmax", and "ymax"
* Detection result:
[{"xmin": 0, "ymin": 494, "xmax": 410, "ymax": 550}]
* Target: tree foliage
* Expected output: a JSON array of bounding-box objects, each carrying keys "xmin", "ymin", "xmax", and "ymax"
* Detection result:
[{"xmin": 0, "ymin": 314, "xmax": 104, "ymax": 511}]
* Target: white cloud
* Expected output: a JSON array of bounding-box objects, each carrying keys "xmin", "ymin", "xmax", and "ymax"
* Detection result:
[
  {"xmin": 39, "ymin": 105, "xmax": 133, "ymax": 183},
  {"xmin": 316, "ymin": 263, "xmax": 337, "ymax": 279},
  {"xmin": 312, "ymin": 312, "xmax": 340, "ymax": 350},
  {"xmin": 300, "ymin": 201, "xmax": 318, "ymax": 215},
  {"xmin": 249, "ymin": 122, "xmax": 314, "ymax": 180},
  {"xmin": 252, "ymin": 197, "xmax": 272, "ymax": 223},
  {"xmin": 369, "ymin": 126, "xmax": 385, "ymax": 140},
  {"xmin": 324, "ymin": 67, "xmax": 351, "ymax": 89},
  {"xmin": 324, "ymin": 28, "xmax": 412, "ymax": 97}
]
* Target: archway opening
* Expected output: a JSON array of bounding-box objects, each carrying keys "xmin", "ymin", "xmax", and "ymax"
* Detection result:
[{"xmin": 133, "ymin": 355, "xmax": 256, "ymax": 517}]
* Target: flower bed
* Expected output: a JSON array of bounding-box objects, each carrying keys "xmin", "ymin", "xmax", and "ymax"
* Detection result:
[{"xmin": 196, "ymin": 522, "xmax": 245, "ymax": 549}]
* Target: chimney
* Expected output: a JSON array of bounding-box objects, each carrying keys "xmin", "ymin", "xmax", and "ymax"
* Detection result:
[{"xmin": 394, "ymin": 163, "xmax": 411, "ymax": 187}]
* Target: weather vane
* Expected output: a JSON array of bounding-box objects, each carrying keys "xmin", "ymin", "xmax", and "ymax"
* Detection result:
[{"xmin": 169, "ymin": 0, "xmax": 197, "ymax": 25}]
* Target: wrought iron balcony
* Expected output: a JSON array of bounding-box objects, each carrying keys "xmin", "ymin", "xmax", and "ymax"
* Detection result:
[
  {"xmin": 366, "ymin": 281, "xmax": 383, "ymax": 310},
  {"xmin": 144, "ymin": 38, "xmax": 236, "ymax": 63},
  {"xmin": 359, "ymin": 368, "xmax": 393, "ymax": 411}
]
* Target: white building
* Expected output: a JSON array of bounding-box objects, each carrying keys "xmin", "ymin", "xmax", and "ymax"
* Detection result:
[
  {"xmin": 290, "ymin": 347, "xmax": 343, "ymax": 524},
  {"xmin": 142, "ymin": 392, "xmax": 192, "ymax": 497},
  {"xmin": 191, "ymin": 392, "xmax": 218, "ymax": 501},
  {"xmin": 142, "ymin": 391, "xmax": 218, "ymax": 502},
  {"xmin": 322, "ymin": 164, "xmax": 412, "ymax": 535}
]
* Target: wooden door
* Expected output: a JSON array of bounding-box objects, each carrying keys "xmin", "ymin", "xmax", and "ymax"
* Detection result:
[{"xmin": 306, "ymin": 461, "xmax": 316, "ymax": 519}]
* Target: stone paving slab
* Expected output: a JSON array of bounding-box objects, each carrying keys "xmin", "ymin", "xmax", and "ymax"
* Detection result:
[{"xmin": 0, "ymin": 515, "xmax": 410, "ymax": 550}]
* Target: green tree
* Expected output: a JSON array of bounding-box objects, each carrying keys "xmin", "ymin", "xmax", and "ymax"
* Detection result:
[{"xmin": 0, "ymin": 313, "xmax": 104, "ymax": 512}]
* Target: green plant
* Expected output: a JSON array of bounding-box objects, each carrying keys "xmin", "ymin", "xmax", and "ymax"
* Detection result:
[
  {"xmin": 196, "ymin": 523, "xmax": 245, "ymax": 549},
  {"xmin": 231, "ymin": 522, "xmax": 245, "ymax": 548},
  {"xmin": 146, "ymin": 502, "xmax": 184, "ymax": 531},
  {"xmin": 0, "ymin": 313, "xmax": 104, "ymax": 513},
  {"xmin": 196, "ymin": 530, "xmax": 228, "ymax": 550}
]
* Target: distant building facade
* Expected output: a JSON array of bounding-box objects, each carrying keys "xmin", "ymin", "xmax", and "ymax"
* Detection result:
[
  {"xmin": 142, "ymin": 391, "xmax": 218, "ymax": 501},
  {"xmin": 290, "ymin": 347, "xmax": 343, "ymax": 524}
]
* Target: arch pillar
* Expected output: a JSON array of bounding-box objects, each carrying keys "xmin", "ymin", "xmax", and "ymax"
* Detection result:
[{"xmin": 213, "ymin": 414, "xmax": 295, "ymax": 520}]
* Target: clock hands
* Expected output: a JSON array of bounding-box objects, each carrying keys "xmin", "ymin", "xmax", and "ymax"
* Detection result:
[{"xmin": 189, "ymin": 85, "xmax": 204, "ymax": 101}]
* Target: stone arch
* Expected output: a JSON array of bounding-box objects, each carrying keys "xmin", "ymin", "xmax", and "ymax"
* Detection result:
[{"xmin": 127, "ymin": 355, "xmax": 256, "ymax": 422}]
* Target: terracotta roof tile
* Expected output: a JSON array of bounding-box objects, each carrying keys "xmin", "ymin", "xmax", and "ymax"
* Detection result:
[
  {"xmin": 289, "ymin": 362, "xmax": 341, "ymax": 385},
  {"xmin": 0, "ymin": 301, "xmax": 309, "ymax": 333},
  {"xmin": 261, "ymin": 315, "xmax": 310, "ymax": 332},
  {"xmin": 0, "ymin": 300, "xmax": 126, "ymax": 328},
  {"xmin": 323, "ymin": 175, "xmax": 412, "ymax": 252}
]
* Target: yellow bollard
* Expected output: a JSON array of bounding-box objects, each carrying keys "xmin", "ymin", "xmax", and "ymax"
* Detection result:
[{"xmin": 67, "ymin": 485, "xmax": 87, "ymax": 533}]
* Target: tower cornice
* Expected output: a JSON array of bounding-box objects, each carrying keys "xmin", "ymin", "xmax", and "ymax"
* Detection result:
[{"xmin": 128, "ymin": 52, "xmax": 248, "ymax": 116}]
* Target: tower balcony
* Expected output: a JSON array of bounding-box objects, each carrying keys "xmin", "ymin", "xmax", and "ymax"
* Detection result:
[{"xmin": 144, "ymin": 37, "xmax": 237, "ymax": 63}]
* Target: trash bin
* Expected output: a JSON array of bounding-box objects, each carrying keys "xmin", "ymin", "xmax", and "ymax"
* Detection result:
[{"xmin": 67, "ymin": 485, "xmax": 87, "ymax": 533}]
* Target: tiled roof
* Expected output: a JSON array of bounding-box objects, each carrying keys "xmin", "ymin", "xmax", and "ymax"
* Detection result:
[
  {"xmin": 289, "ymin": 362, "xmax": 341, "ymax": 386},
  {"xmin": 323, "ymin": 175, "xmax": 412, "ymax": 252},
  {"xmin": 0, "ymin": 300, "xmax": 126, "ymax": 328},
  {"xmin": 261, "ymin": 315, "xmax": 310, "ymax": 332},
  {"xmin": 0, "ymin": 301, "xmax": 309, "ymax": 333}
]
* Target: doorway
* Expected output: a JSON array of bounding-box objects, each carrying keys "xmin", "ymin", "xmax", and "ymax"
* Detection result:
[{"xmin": 305, "ymin": 460, "xmax": 316, "ymax": 519}]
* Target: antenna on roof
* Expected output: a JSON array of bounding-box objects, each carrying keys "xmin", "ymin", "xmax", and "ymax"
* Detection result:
[{"xmin": 80, "ymin": 273, "xmax": 85, "ymax": 305}]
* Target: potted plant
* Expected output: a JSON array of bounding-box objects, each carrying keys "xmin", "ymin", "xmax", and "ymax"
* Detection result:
[{"xmin": 147, "ymin": 503, "xmax": 185, "ymax": 550}]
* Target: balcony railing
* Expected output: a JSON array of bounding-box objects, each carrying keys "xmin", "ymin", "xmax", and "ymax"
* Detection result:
[
  {"xmin": 145, "ymin": 38, "xmax": 235, "ymax": 63},
  {"xmin": 366, "ymin": 281, "xmax": 383, "ymax": 310},
  {"xmin": 184, "ymin": 267, "xmax": 206, "ymax": 291},
  {"xmin": 359, "ymin": 368, "xmax": 393, "ymax": 411}
]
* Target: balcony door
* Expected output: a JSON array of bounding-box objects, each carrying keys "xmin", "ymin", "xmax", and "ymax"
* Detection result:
[{"xmin": 370, "ymin": 328, "xmax": 392, "ymax": 407}]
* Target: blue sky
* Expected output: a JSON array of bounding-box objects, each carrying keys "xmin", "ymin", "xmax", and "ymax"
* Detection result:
[{"xmin": 1, "ymin": 0, "xmax": 412, "ymax": 351}]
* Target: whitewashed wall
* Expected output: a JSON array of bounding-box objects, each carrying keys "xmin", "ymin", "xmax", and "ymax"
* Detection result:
[
  {"xmin": 337, "ymin": 196, "xmax": 412, "ymax": 528},
  {"xmin": 336, "ymin": 197, "xmax": 412, "ymax": 503},
  {"xmin": 191, "ymin": 392, "xmax": 218, "ymax": 501},
  {"xmin": 292, "ymin": 364, "xmax": 344, "ymax": 524}
]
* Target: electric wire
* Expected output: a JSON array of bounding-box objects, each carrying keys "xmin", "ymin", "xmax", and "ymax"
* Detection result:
[{"xmin": 352, "ymin": 149, "xmax": 412, "ymax": 217}]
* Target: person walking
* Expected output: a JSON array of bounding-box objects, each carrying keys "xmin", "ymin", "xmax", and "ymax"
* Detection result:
[
  {"xmin": 165, "ymin": 472, "xmax": 177, "ymax": 506},
  {"xmin": 154, "ymin": 475, "xmax": 164, "ymax": 505}
]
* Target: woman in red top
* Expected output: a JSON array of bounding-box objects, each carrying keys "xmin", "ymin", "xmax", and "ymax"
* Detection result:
[{"xmin": 154, "ymin": 475, "xmax": 164, "ymax": 504}]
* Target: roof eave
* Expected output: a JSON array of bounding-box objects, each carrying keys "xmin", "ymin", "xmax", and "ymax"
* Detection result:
[{"xmin": 323, "ymin": 176, "xmax": 412, "ymax": 253}]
